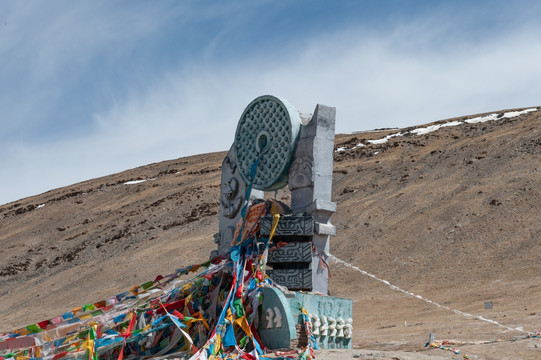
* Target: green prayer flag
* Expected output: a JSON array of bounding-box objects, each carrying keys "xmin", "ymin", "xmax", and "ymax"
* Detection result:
[{"xmin": 26, "ymin": 323, "xmax": 41, "ymax": 333}]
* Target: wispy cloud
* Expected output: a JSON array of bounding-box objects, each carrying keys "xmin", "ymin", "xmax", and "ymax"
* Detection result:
[{"xmin": 1, "ymin": 2, "xmax": 541, "ymax": 205}]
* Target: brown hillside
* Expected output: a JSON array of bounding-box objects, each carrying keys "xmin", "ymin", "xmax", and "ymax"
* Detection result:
[{"xmin": 1, "ymin": 107, "xmax": 540, "ymax": 359}]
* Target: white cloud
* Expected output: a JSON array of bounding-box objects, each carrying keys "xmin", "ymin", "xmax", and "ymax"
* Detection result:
[
  {"xmin": 0, "ymin": 1, "xmax": 204, "ymax": 133},
  {"xmin": 2, "ymin": 4, "xmax": 541, "ymax": 205}
]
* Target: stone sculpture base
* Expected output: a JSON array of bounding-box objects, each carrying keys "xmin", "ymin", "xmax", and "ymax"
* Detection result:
[
  {"xmin": 260, "ymin": 214, "xmax": 315, "ymax": 291},
  {"xmin": 257, "ymin": 287, "xmax": 353, "ymax": 350}
]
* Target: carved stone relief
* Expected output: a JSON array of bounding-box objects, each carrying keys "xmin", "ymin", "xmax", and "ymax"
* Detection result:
[
  {"xmin": 288, "ymin": 155, "xmax": 313, "ymax": 191},
  {"xmin": 308, "ymin": 314, "xmax": 353, "ymax": 342},
  {"xmin": 266, "ymin": 242, "xmax": 312, "ymax": 264},
  {"xmin": 266, "ymin": 268, "xmax": 312, "ymax": 290},
  {"xmin": 220, "ymin": 177, "xmax": 242, "ymax": 219},
  {"xmin": 260, "ymin": 215, "xmax": 314, "ymax": 237},
  {"xmin": 215, "ymin": 148, "xmax": 250, "ymax": 255}
]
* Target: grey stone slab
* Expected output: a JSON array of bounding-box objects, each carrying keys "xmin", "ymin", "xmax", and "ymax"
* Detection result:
[
  {"xmin": 266, "ymin": 242, "xmax": 312, "ymax": 264},
  {"xmin": 256, "ymin": 287, "xmax": 297, "ymax": 350},
  {"xmin": 267, "ymin": 268, "xmax": 312, "ymax": 291},
  {"xmin": 260, "ymin": 215, "xmax": 314, "ymax": 237},
  {"xmin": 315, "ymin": 222, "xmax": 336, "ymax": 236}
]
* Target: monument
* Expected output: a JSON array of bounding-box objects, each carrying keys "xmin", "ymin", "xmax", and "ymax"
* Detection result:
[
  {"xmin": 0, "ymin": 95, "xmax": 352, "ymax": 359},
  {"xmin": 214, "ymin": 95, "xmax": 352, "ymax": 349}
]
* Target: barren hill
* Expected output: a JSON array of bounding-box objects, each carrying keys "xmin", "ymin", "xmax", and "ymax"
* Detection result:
[{"xmin": 1, "ymin": 107, "xmax": 540, "ymax": 359}]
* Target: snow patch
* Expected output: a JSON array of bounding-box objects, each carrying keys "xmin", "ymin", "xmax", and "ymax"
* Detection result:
[
  {"xmin": 411, "ymin": 125, "xmax": 442, "ymax": 135},
  {"xmin": 367, "ymin": 132, "xmax": 403, "ymax": 145},
  {"xmin": 465, "ymin": 108, "xmax": 537, "ymax": 124},
  {"xmin": 335, "ymin": 143, "xmax": 365, "ymax": 153},
  {"xmin": 465, "ymin": 113, "xmax": 499, "ymax": 124},
  {"xmin": 410, "ymin": 120, "xmax": 464, "ymax": 135},
  {"xmin": 501, "ymin": 108, "xmax": 538, "ymax": 118},
  {"xmin": 124, "ymin": 178, "xmax": 156, "ymax": 185},
  {"xmin": 336, "ymin": 108, "xmax": 538, "ymax": 152},
  {"xmin": 37, "ymin": 204, "xmax": 45, "ymax": 209}
]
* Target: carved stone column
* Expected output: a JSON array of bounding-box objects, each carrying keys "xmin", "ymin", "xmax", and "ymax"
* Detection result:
[
  {"xmin": 214, "ymin": 145, "xmax": 263, "ymax": 256},
  {"xmin": 288, "ymin": 105, "xmax": 336, "ymax": 294}
]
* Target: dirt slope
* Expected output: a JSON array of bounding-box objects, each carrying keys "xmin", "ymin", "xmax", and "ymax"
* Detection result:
[{"xmin": 1, "ymin": 107, "xmax": 540, "ymax": 359}]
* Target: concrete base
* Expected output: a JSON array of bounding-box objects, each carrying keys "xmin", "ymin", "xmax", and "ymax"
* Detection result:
[{"xmin": 257, "ymin": 287, "xmax": 353, "ymax": 350}]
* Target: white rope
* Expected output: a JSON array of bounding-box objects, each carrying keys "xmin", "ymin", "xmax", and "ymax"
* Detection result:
[{"xmin": 328, "ymin": 253, "xmax": 530, "ymax": 334}]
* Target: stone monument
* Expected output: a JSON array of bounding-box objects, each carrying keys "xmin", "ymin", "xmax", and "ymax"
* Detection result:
[
  {"xmin": 214, "ymin": 95, "xmax": 351, "ymax": 349},
  {"xmin": 214, "ymin": 95, "xmax": 336, "ymax": 294}
]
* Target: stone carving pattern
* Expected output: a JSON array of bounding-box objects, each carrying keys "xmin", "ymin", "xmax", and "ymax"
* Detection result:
[
  {"xmin": 328, "ymin": 317, "xmax": 337, "ymax": 337},
  {"xmin": 336, "ymin": 317, "xmax": 344, "ymax": 337},
  {"xmin": 311, "ymin": 314, "xmax": 321, "ymax": 336},
  {"xmin": 344, "ymin": 318, "xmax": 353, "ymax": 339},
  {"xmin": 320, "ymin": 315, "xmax": 328, "ymax": 336},
  {"xmin": 266, "ymin": 242, "xmax": 312, "ymax": 264},
  {"xmin": 307, "ymin": 315, "xmax": 352, "ymax": 339},
  {"xmin": 220, "ymin": 177, "xmax": 242, "ymax": 219},
  {"xmin": 266, "ymin": 268, "xmax": 312, "ymax": 290},
  {"xmin": 216, "ymin": 148, "xmax": 251, "ymax": 256},
  {"xmin": 260, "ymin": 216, "xmax": 314, "ymax": 237},
  {"xmin": 223, "ymin": 154, "xmax": 237, "ymax": 173},
  {"xmin": 265, "ymin": 308, "xmax": 274, "ymax": 329},
  {"xmin": 273, "ymin": 306, "xmax": 282, "ymax": 328},
  {"xmin": 307, "ymin": 314, "xmax": 352, "ymax": 348},
  {"xmin": 234, "ymin": 96, "xmax": 299, "ymax": 191},
  {"xmin": 264, "ymin": 307, "xmax": 283, "ymax": 329},
  {"xmin": 288, "ymin": 155, "xmax": 313, "ymax": 190}
]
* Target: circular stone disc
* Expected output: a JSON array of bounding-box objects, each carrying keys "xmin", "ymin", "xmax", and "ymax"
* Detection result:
[{"xmin": 234, "ymin": 95, "xmax": 301, "ymax": 191}]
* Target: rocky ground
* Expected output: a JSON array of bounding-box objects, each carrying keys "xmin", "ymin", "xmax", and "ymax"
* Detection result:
[{"xmin": 1, "ymin": 107, "xmax": 540, "ymax": 359}]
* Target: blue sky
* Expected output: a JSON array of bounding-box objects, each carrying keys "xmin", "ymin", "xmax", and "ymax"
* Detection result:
[{"xmin": 1, "ymin": 0, "xmax": 541, "ymax": 205}]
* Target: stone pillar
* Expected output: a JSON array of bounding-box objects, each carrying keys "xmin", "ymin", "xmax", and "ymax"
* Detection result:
[
  {"xmin": 288, "ymin": 105, "xmax": 336, "ymax": 294},
  {"xmin": 214, "ymin": 145, "xmax": 263, "ymax": 256}
]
